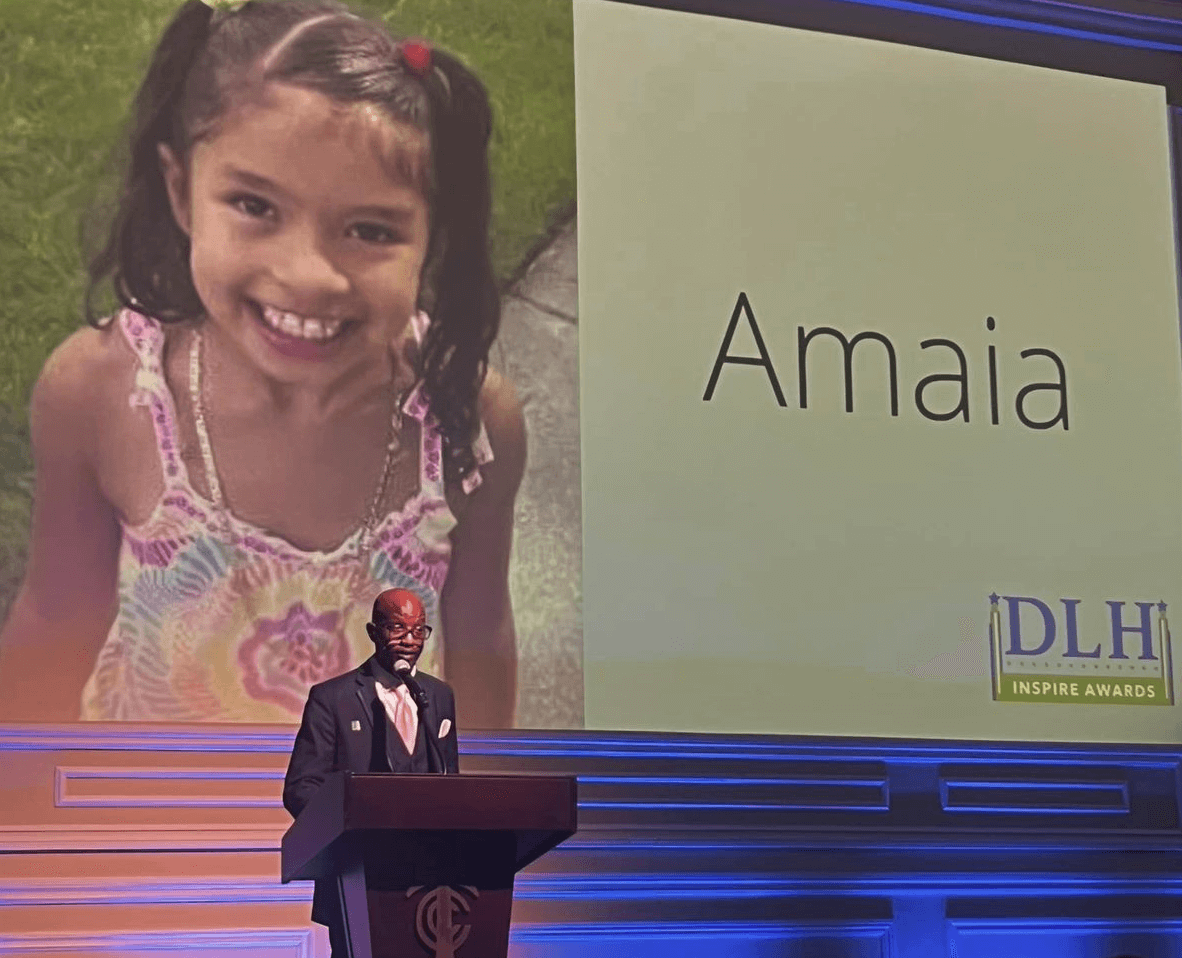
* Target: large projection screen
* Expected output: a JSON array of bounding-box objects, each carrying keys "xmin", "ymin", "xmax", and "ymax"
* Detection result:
[{"xmin": 576, "ymin": 0, "xmax": 1182, "ymax": 742}]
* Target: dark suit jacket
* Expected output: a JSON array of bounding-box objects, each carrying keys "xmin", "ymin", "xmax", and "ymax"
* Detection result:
[{"xmin": 282, "ymin": 656, "xmax": 460, "ymax": 926}]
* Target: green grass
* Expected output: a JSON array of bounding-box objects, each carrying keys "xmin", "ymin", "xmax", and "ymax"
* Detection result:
[
  {"xmin": 0, "ymin": 402, "xmax": 31, "ymax": 627},
  {"xmin": 0, "ymin": 0, "xmax": 576, "ymax": 622}
]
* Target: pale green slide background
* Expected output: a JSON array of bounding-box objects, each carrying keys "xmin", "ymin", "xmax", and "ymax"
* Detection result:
[{"xmin": 575, "ymin": 0, "xmax": 1182, "ymax": 741}]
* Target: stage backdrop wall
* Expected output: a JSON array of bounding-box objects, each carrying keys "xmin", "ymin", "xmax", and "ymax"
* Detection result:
[{"xmin": 575, "ymin": 0, "xmax": 1182, "ymax": 743}]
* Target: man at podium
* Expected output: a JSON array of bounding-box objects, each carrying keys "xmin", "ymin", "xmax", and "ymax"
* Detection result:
[{"xmin": 284, "ymin": 588, "xmax": 460, "ymax": 953}]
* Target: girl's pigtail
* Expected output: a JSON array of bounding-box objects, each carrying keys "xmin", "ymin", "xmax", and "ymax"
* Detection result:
[
  {"xmin": 86, "ymin": 0, "xmax": 216, "ymax": 326},
  {"xmin": 419, "ymin": 49, "xmax": 499, "ymax": 485}
]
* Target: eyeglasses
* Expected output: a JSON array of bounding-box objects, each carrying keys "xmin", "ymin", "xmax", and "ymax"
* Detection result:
[{"xmin": 381, "ymin": 623, "xmax": 433, "ymax": 641}]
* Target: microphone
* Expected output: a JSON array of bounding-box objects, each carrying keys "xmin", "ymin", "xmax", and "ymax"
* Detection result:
[
  {"xmin": 393, "ymin": 658, "xmax": 429, "ymax": 710},
  {"xmin": 393, "ymin": 659, "xmax": 448, "ymax": 774}
]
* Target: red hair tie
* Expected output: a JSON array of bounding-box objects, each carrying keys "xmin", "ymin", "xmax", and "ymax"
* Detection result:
[{"xmin": 400, "ymin": 40, "xmax": 432, "ymax": 78}]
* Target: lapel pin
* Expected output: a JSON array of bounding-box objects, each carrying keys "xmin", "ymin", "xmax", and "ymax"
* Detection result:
[{"xmin": 351, "ymin": 720, "xmax": 361, "ymax": 731}]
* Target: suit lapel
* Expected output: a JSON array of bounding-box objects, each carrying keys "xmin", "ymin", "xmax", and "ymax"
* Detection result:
[{"xmin": 354, "ymin": 664, "xmax": 376, "ymax": 733}]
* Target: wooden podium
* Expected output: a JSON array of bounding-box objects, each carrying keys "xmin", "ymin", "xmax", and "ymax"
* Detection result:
[{"xmin": 281, "ymin": 772, "xmax": 578, "ymax": 958}]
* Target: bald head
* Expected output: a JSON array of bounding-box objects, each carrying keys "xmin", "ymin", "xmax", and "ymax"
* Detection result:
[
  {"xmin": 373, "ymin": 588, "xmax": 423, "ymax": 623},
  {"xmin": 367, "ymin": 588, "xmax": 431, "ymax": 670}
]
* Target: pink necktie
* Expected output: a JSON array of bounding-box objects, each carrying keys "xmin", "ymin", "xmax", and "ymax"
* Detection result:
[{"xmin": 394, "ymin": 685, "xmax": 418, "ymax": 754}]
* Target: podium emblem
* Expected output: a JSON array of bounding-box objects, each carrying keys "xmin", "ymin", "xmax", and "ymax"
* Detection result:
[{"xmin": 407, "ymin": 884, "xmax": 479, "ymax": 957}]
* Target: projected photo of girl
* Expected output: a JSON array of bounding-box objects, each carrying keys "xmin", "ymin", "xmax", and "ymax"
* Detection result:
[{"xmin": 0, "ymin": 0, "xmax": 581, "ymax": 729}]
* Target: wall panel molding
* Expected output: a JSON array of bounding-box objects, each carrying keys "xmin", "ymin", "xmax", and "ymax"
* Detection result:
[
  {"xmin": 0, "ymin": 930, "xmax": 314, "ymax": 958},
  {"xmin": 0, "ymin": 879, "xmax": 311, "ymax": 907},
  {"xmin": 54, "ymin": 766, "xmax": 285, "ymax": 809},
  {"xmin": 0, "ymin": 824, "xmax": 284, "ymax": 852},
  {"xmin": 949, "ymin": 917, "xmax": 1182, "ymax": 958},
  {"xmin": 939, "ymin": 772, "xmax": 1131, "ymax": 815},
  {"xmin": 510, "ymin": 919, "xmax": 895, "ymax": 952}
]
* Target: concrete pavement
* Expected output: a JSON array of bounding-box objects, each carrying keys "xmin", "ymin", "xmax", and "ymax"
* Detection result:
[{"xmin": 491, "ymin": 221, "xmax": 583, "ymax": 729}]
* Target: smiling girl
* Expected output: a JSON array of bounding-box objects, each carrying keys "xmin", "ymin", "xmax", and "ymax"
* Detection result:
[{"xmin": 0, "ymin": 0, "xmax": 522, "ymax": 727}]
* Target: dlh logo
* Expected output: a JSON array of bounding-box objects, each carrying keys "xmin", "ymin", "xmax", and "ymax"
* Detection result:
[{"xmin": 988, "ymin": 594, "xmax": 1175, "ymax": 705}]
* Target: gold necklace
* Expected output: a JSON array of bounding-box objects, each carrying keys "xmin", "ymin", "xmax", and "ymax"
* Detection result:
[{"xmin": 188, "ymin": 327, "xmax": 404, "ymax": 556}]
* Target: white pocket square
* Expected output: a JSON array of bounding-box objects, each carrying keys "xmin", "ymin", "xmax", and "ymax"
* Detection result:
[
  {"xmin": 351, "ymin": 720, "xmax": 361, "ymax": 731},
  {"xmin": 438, "ymin": 718, "xmax": 451, "ymax": 738}
]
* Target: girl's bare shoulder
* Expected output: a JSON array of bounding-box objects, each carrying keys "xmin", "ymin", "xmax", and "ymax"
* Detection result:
[{"xmin": 31, "ymin": 322, "xmax": 140, "ymax": 436}]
